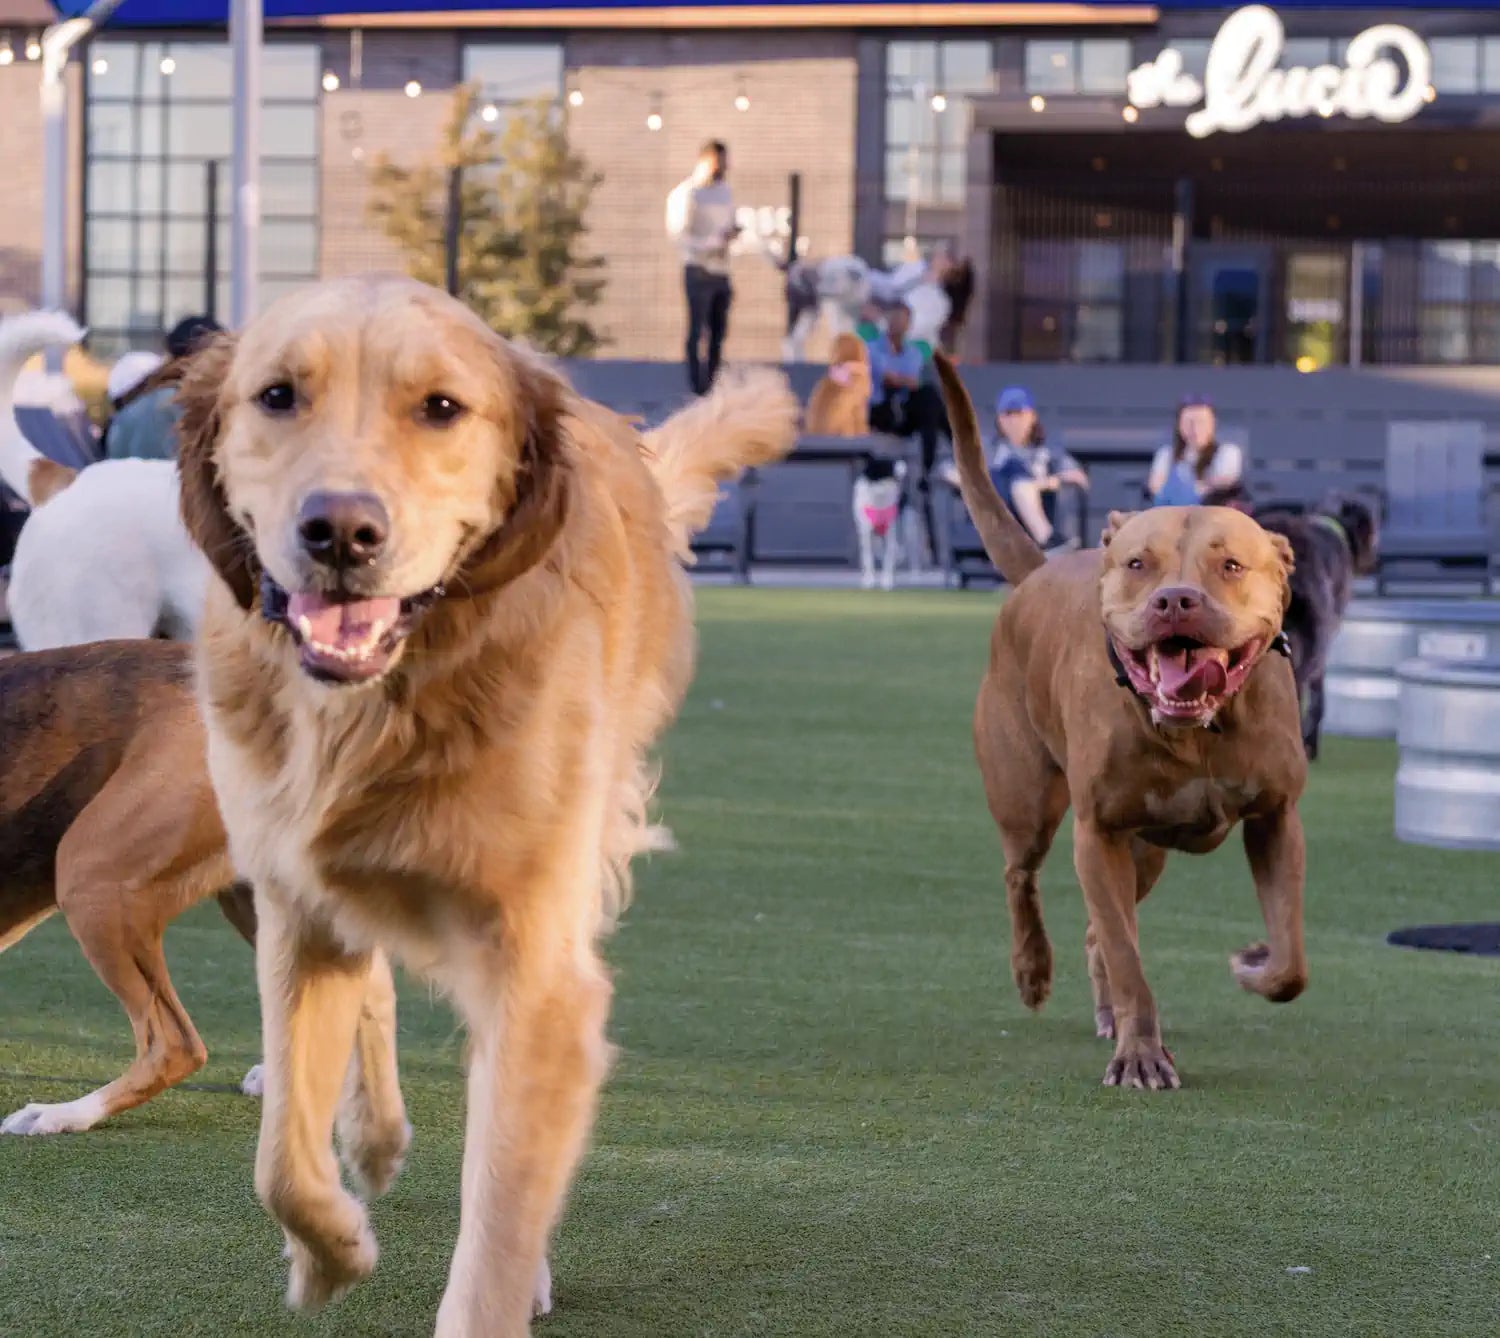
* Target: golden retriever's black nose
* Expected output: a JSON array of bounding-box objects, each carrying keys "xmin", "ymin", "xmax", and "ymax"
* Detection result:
[
  {"xmin": 297, "ymin": 491, "xmax": 390, "ymax": 569},
  {"xmin": 1151, "ymin": 586, "xmax": 1202, "ymax": 620}
]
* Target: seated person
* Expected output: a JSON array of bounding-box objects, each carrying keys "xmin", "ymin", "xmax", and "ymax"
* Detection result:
[
  {"xmin": 936, "ymin": 451, "xmax": 1066, "ymax": 555},
  {"xmin": 104, "ymin": 314, "xmax": 224, "ymax": 461},
  {"xmin": 1147, "ymin": 395, "xmax": 1244, "ymax": 506},
  {"xmin": 991, "ymin": 385, "xmax": 1088, "ymax": 549}
]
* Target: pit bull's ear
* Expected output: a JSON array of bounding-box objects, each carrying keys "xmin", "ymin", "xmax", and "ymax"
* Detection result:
[
  {"xmin": 1101, "ymin": 510, "xmax": 1137, "ymax": 548},
  {"xmin": 174, "ymin": 332, "xmax": 259, "ymax": 611},
  {"xmin": 1269, "ymin": 531, "xmax": 1296, "ymax": 612}
]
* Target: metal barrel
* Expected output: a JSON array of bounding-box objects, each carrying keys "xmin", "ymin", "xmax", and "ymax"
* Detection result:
[
  {"xmin": 1326, "ymin": 599, "xmax": 1500, "ymax": 739},
  {"xmin": 1395, "ymin": 657, "xmax": 1500, "ymax": 851}
]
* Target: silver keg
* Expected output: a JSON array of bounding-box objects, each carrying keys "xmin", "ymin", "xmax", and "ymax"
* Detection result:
[
  {"xmin": 1395, "ymin": 657, "xmax": 1500, "ymax": 851},
  {"xmin": 1326, "ymin": 600, "xmax": 1500, "ymax": 739}
]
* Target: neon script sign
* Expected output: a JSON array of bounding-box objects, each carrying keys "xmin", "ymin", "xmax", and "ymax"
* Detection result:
[{"xmin": 1127, "ymin": 5, "xmax": 1433, "ymax": 138}]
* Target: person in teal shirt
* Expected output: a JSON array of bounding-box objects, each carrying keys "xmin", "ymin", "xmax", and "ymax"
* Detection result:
[{"xmin": 103, "ymin": 315, "xmax": 223, "ymax": 462}]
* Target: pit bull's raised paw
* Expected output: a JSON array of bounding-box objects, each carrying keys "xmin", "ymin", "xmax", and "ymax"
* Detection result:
[
  {"xmin": 283, "ymin": 1218, "xmax": 378, "ymax": 1314},
  {"xmin": 1103, "ymin": 1040, "xmax": 1180, "ymax": 1091},
  {"xmin": 1231, "ymin": 942, "xmax": 1307, "ymax": 1003}
]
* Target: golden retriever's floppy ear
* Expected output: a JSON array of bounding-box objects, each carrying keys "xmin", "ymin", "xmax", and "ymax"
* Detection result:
[
  {"xmin": 458, "ymin": 355, "xmax": 573, "ymax": 598},
  {"xmin": 174, "ymin": 333, "xmax": 259, "ymax": 611},
  {"xmin": 1100, "ymin": 509, "xmax": 1137, "ymax": 549}
]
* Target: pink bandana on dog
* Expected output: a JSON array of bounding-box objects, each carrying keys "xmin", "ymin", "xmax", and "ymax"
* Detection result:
[{"xmin": 862, "ymin": 503, "xmax": 899, "ymax": 537}]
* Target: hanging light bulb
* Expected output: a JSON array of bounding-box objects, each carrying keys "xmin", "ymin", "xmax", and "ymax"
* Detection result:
[
  {"xmin": 480, "ymin": 102, "xmax": 499, "ymax": 123},
  {"xmin": 92, "ymin": 56, "xmax": 108, "ymax": 75},
  {"xmin": 1121, "ymin": 104, "xmax": 1139, "ymax": 123},
  {"xmin": 734, "ymin": 76, "xmax": 750, "ymax": 112},
  {"xmin": 0, "ymin": 39, "xmax": 14, "ymax": 67},
  {"xmin": 404, "ymin": 77, "xmax": 422, "ymax": 98},
  {"xmin": 567, "ymin": 86, "xmax": 583, "ymax": 108},
  {"xmin": 25, "ymin": 34, "xmax": 42, "ymax": 61},
  {"xmin": 930, "ymin": 91, "xmax": 948, "ymax": 112},
  {"xmin": 646, "ymin": 92, "xmax": 663, "ymax": 131},
  {"xmin": 1029, "ymin": 94, "xmax": 1046, "ymax": 112},
  {"xmin": 322, "ymin": 70, "xmax": 339, "ymax": 92},
  {"xmin": 159, "ymin": 55, "xmax": 176, "ymax": 75}
]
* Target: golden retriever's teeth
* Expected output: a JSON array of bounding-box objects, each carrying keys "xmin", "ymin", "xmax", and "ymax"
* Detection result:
[{"xmin": 296, "ymin": 615, "xmax": 314, "ymax": 643}]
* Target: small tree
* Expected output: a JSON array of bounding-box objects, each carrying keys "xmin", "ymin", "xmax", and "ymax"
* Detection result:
[{"xmin": 366, "ymin": 86, "xmax": 606, "ymax": 356}]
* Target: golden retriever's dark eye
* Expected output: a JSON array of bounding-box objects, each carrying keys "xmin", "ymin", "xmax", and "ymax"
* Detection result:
[
  {"xmin": 1126, "ymin": 556, "xmax": 1145, "ymax": 571},
  {"xmin": 1224, "ymin": 557, "xmax": 1245, "ymax": 576},
  {"xmin": 421, "ymin": 394, "xmax": 466, "ymax": 426},
  {"xmin": 256, "ymin": 382, "xmax": 296, "ymax": 415}
]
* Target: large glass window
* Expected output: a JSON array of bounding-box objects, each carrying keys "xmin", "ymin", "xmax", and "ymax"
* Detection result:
[
  {"xmin": 1430, "ymin": 37, "xmax": 1481, "ymax": 95},
  {"xmin": 84, "ymin": 38, "xmax": 320, "ymax": 355},
  {"xmin": 1023, "ymin": 39, "xmax": 1131, "ymax": 95},
  {"xmin": 1015, "ymin": 240, "xmax": 1126, "ymax": 362},
  {"xmin": 884, "ymin": 40, "xmax": 993, "ymax": 207},
  {"xmin": 1416, "ymin": 240, "xmax": 1500, "ymax": 364}
]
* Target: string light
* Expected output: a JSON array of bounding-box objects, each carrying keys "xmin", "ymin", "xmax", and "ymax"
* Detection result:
[
  {"xmin": 646, "ymin": 91, "xmax": 662, "ymax": 131},
  {"xmin": 480, "ymin": 102, "xmax": 499, "ymax": 122},
  {"xmin": 159, "ymin": 55, "xmax": 176, "ymax": 75},
  {"xmin": 404, "ymin": 77, "xmax": 422, "ymax": 98},
  {"xmin": 1029, "ymin": 94, "xmax": 1045, "ymax": 112},
  {"xmin": 0, "ymin": 39, "xmax": 13, "ymax": 66},
  {"xmin": 322, "ymin": 70, "xmax": 339, "ymax": 92},
  {"xmin": 567, "ymin": 85, "xmax": 583, "ymax": 108},
  {"xmin": 930, "ymin": 92, "xmax": 948, "ymax": 112},
  {"xmin": 1122, "ymin": 104, "xmax": 1139, "ymax": 123},
  {"xmin": 734, "ymin": 78, "xmax": 750, "ymax": 112},
  {"xmin": 25, "ymin": 34, "xmax": 41, "ymax": 61},
  {"xmin": 1423, "ymin": 84, "xmax": 1437, "ymax": 103},
  {"xmin": 92, "ymin": 56, "xmax": 108, "ymax": 75}
]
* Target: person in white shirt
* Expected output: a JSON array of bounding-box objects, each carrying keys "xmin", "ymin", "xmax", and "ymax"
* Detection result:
[
  {"xmin": 665, "ymin": 140, "xmax": 738, "ymax": 395},
  {"xmin": 1147, "ymin": 395, "xmax": 1245, "ymax": 506}
]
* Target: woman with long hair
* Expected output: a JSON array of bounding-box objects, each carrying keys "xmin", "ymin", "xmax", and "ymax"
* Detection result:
[{"xmin": 1147, "ymin": 395, "xmax": 1244, "ymax": 506}]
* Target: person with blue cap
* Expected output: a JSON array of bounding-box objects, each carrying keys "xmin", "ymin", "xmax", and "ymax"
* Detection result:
[
  {"xmin": 990, "ymin": 385, "xmax": 1089, "ymax": 550},
  {"xmin": 1147, "ymin": 395, "xmax": 1244, "ymax": 506}
]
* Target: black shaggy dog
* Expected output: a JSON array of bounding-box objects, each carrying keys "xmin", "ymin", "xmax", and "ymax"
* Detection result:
[{"xmin": 1252, "ymin": 496, "xmax": 1380, "ymax": 760}]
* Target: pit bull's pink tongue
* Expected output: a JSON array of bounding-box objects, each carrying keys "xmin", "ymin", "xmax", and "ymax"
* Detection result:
[
  {"xmin": 1156, "ymin": 647, "xmax": 1229, "ymax": 701},
  {"xmin": 287, "ymin": 592, "xmax": 401, "ymax": 649}
]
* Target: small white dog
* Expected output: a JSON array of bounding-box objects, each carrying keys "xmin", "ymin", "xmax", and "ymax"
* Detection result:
[
  {"xmin": 0, "ymin": 311, "xmax": 207, "ymax": 649},
  {"xmin": 852, "ymin": 457, "xmax": 907, "ymax": 590}
]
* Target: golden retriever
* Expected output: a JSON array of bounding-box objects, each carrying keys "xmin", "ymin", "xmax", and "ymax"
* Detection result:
[
  {"xmin": 174, "ymin": 275, "xmax": 799, "ymax": 1335},
  {"xmin": 803, "ymin": 331, "xmax": 871, "ymax": 437}
]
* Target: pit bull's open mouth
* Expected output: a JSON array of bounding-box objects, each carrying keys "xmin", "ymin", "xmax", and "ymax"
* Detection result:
[
  {"xmin": 260, "ymin": 574, "xmax": 444, "ymax": 685},
  {"xmin": 1113, "ymin": 634, "xmax": 1265, "ymax": 723}
]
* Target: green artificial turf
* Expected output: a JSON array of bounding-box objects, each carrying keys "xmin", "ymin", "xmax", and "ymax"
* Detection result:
[{"xmin": 2, "ymin": 587, "xmax": 1497, "ymax": 1337}]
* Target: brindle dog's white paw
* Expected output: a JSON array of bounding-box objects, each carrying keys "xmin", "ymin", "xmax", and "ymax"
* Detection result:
[
  {"xmin": 533, "ymin": 1255, "xmax": 553, "ymax": 1319},
  {"xmin": 1, "ymin": 1092, "xmax": 108, "ymax": 1135},
  {"xmin": 282, "ymin": 1210, "xmax": 378, "ymax": 1313},
  {"xmin": 241, "ymin": 1063, "xmax": 265, "ymax": 1097}
]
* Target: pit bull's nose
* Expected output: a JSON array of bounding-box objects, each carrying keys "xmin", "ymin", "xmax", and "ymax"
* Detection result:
[
  {"xmin": 1152, "ymin": 586, "xmax": 1202, "ymax": 621},
  {"xmin": 297, "ymin": 490, "xmax": 389, "ymax": 569}
]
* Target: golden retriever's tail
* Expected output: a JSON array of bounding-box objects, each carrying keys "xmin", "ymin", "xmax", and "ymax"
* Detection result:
[
  {"xmin": 934, "ymin": 353, "xmax": 1045, "ymax": 587},
  {"xmin": 0, "ymin": 309, "xmax": 86, "ymax": 507},
  {"xmin": 643, "ymin": 367, "xmax": 800, "ymax": 562}
]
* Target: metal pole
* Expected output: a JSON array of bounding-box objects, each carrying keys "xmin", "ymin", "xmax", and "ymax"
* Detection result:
[
  {"xmin": 230, "ymin": 0, "xmax": 262, "ymax": 328},
  {"xmin": 786, "ymin": 171, "xmax": 801, "ymax": 267},
  {"xmin": 204, "ymin": 160, "xmax": 220, "ymax": 320},
  {"xmin": 1348, "ymin": 240, "xmax": 1364, "ymax": 369},
  {"xmin": 39, "ymin": 10, "xmax": 113, "ymax": 370},
  {"xmin": 444, "ymin": 164, "xmax": 461, "ymax": 297},
  {"xmin": 1171, "ymin": 177, "xmax": 1194, "ymax": 365}
]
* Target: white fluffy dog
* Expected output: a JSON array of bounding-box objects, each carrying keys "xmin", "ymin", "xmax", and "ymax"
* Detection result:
[
  {"xmin": 0, "ymin": 311, "xmax": 207, "ymax": 649},
  {"xmin": 852, "ymin": 457, "xmax": 907, "ymax": 590}
]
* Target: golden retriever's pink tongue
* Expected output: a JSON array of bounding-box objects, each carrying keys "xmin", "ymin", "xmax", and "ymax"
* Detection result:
[
  {"xmin": 1157, "ymin": 647, "xmax": 1229, "ymax": 701},
  {"xmin": 288, "ymin": 592, "xmax": 401, "ymax": 649}
]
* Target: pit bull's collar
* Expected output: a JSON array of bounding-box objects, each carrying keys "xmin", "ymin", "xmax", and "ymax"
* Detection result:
[{"xmin": 1105, "ymin": 630, "xmax": 1291, "ymax": 731}]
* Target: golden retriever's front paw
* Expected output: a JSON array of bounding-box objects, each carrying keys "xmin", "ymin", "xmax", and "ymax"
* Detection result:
[
  {"xmin": 533, "ymin": 1256, "xmax": 553, "ymax": 1319},
  {"xmin": 282, "ymin": 1209, "xmax": 378, "ymax": 1314},
  {"xmin": 1231, "ymin": 943, "xmax": 1307, "ymax": 1003},
  {"xmin": 1103, "ymin": 1039, "xmax": 1179, "ymax": 1091}
]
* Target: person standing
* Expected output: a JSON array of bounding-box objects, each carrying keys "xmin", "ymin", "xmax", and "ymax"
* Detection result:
[{"xmin": 666, "ymin": 140, "xmax": 738, "ymax": 395}]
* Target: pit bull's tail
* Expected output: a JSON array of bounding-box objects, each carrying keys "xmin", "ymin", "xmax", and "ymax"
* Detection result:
[{"xmin": 933, "ymin": 352, "xmax": 1045, "ymax": 586}]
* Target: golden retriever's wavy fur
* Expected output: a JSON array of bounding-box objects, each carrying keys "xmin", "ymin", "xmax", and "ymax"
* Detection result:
[{"xmin": 175, "ymin": 275, "xmax": 798, "ymax": 1336}]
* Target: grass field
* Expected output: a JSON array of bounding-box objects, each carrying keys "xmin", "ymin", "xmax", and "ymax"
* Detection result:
[{"xmin": 2, "ymin": 588, "xmax": 1497, "ymax": 1337}]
